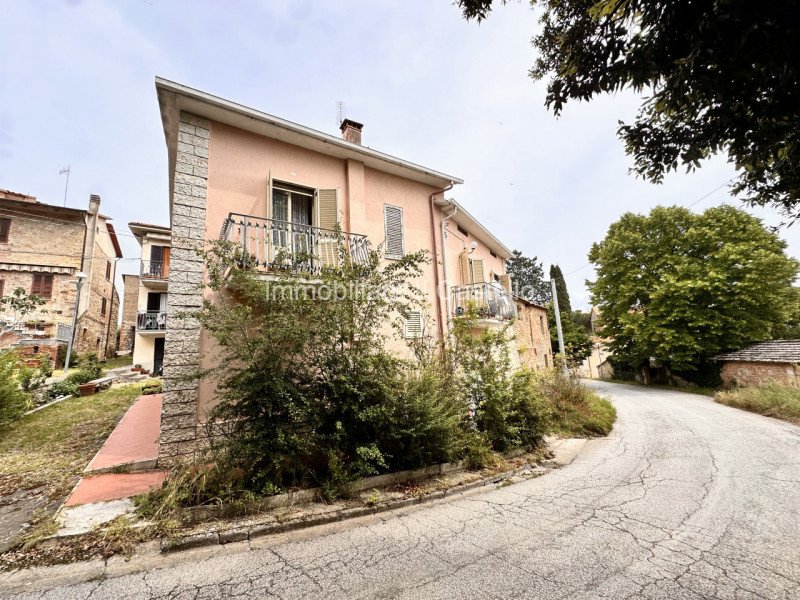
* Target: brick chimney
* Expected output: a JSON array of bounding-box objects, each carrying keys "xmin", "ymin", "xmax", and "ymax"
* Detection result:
[{"xmin": 340, "ymin": 118, "xmax": 364, "ymax": 145}]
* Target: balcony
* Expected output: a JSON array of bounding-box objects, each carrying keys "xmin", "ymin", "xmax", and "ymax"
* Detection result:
[
  {"xmin": 140, "ymin": 260, "xmax": 169, "ymax": 288},
  {"xmin": 452, "ymin": 283, "xmax": 517, "ymax": 323},
  {"xmin": 221, "ymin": 213, "xmax": 370, "ymax": 276},
  {"xmin": 136, "ymin": 310, "xmax": 167, "ymax": 334}
]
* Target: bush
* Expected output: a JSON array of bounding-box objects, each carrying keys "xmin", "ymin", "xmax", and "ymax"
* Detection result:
[
  {"xmin": 38, "ymin": 354, "xmax": 53, "ymax": 379},
  {"xmin": 48, "ymin": 380, "xmax": 79, "ymax": 399},
  {"xmin": 536, "ymin": 370, "xmax": 616, "ymax": 437},
  {"xmin": 56, "ymin": 345, "xmax": 77, "ymax": 369},
  {"xmin": 141, "ymin": 381, "xmax": 163, "ymax": 395},
  {"xmin": 65, "ymin": 364, "xmax": 103, "ymax": 386},
  {"xmin": 715, "ymin": 381, "xmax": 800, "ymax": 423},
  {"xmin": 0, "ymin": 351, "xmax": 31, "ymax": 430}
]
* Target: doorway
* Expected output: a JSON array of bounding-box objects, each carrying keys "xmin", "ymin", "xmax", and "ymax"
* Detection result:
[{"xmin": 153, "ymin": 337, "xmax": 165, "ymax": 376}]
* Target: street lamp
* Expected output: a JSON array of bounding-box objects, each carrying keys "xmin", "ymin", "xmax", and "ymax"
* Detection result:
[{"xmin": 63, "ymin": 271, "xmax": 87, "ymax": 373}]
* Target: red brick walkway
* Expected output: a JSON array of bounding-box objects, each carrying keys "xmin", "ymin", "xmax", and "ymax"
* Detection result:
[{"xmin": 65, "ymin": 394, "xmax": 168, "ymax": 507}]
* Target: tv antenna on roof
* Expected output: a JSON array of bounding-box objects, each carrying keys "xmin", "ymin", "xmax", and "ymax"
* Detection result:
[
  {"xmin": 59, "ymin": 165, "xmax": 70, "ymax": 207},
  {"xmin": 336, "ymin": 101, "xmax": 345, "ymax": 126}
]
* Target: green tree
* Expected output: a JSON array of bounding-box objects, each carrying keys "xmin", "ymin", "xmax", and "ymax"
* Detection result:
[
  {"xmin": 505, "ymin": 250, "xmax": 549, "ymax": 304},
  {"xmin": 457, "ymin": 0, "xmax": 800, "ymax": 218},
  {"xmin": 549, "ymin": 265, "xmax": 571, "ymax": 314},
  {"xmin": 588, "ymin": 205, "xmax": 799, "ymax": 374},
  {"xmin": 0, "ymin": 287, "xmax": 47, "ymax": 330},
  {"xmin": 546, "ymin": 265, "xmax": 591, "ymax": 365}
]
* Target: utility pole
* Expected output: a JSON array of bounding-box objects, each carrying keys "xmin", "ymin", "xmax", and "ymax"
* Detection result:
[
  {"xmin": 551, "ymin": 278, "xmax": 569, "ymax": 375},
  {"xmin": 59, "ymin": 166, "xmax": 70, "ymax": 207}
]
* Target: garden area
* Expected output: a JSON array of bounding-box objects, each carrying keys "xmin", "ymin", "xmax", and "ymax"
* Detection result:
[{"xmin": 138, "ymin": 241, "xmax": 615, "ymax": 520}]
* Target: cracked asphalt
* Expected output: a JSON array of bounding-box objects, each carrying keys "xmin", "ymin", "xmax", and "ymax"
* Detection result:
[{"xmin": 3, "ymin": 381, "xmax": 800, "ymax": 599}]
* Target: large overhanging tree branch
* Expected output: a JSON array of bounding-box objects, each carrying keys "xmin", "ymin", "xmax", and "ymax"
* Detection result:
[{"xmin": 457, "ymin": 0, "xmax": 800, "ymax": 219}]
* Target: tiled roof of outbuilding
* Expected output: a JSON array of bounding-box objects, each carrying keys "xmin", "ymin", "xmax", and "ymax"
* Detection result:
[{"xmin": 714, "ymin": 340, "xmax": 800, "ymax": 364}]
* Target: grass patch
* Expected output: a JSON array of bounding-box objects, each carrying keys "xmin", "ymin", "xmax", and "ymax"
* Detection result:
[
  {"xmin": 539, "ymin": 373, "xmax": 617, "ymax": 437},
  {"xmin": 0, "ymin": 382, "xmax": 151, "ymax": 500},
  {"xmin": 102, "ymin": 355, "xmax": 133, "ymax": 371},
  {"xmin": 714, "ymin": 381, "xmax": 800, "ymax": 424},
  {"xmin": 606, "ymin": 378, "xmax": 716, "ymax": 397}
]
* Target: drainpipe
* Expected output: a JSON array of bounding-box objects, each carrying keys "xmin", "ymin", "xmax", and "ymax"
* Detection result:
[
  {"xmin": 440, "ymin": 201, "xmax": 458, "ymax": 335},
  {"xmin": 429, "ymin": 184, "xmax": 453, "ymax": 340}
]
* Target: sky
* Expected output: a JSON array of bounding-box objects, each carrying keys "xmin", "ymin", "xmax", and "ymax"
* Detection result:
[{"xmin": 1, "ymin": 0, "xmax": 798, "ymax": 310}]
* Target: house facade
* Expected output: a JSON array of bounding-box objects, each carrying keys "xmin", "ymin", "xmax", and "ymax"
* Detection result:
[
  {"xmin": 154, "ymin": 78, "xmax": 519, "ymax": 463},
  {"xmin": 579, "ymin": 306, "xmax": 614, "ymax": 379},
  {"xmin": 0, "ymin": 189, "xmax": 121, "ymax": 363},
  {"xmin": 715, "ymin": 340, "xmax": 800, "ymax": 387},
  {"xmin": 118, "ymin": 222, "xmax": 171, "ymax": 375}
]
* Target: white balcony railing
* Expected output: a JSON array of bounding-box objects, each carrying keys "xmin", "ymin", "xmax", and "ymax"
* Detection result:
[
  {"xmin": 221, "ymin": 213, "xmax": 370, "ymax": 275},
  {"xmin": 137, "ymin": 310, "xmax": 167, "ymax": 332},
  {"xmin": 452, "ymin": 283, "xmax": 517, "ymax": 322}
]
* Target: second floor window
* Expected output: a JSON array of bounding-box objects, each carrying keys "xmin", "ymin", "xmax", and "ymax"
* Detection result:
[
  {"xmin": 0, "ymin": 218, "xmax": 10, "ymax": 243},
  {"xmin": 101, "ymin": 297, "xmax": 107, "ymax": 316},
  {"xmin": 31, "ymin": 273, "xmax": 53, "ymax": 299},
  {"xmin": 105, "ymin": 261, "xmax": 111, "ymax": 279},
  {"xmin": 384, "ymin": 205, "xmax": 405, "ymax": 259}
]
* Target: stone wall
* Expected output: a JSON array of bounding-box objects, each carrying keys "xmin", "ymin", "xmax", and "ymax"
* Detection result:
[
  {"xmin": 74, "ymin": 240, "xmax": 119, "ymax": 358},
  {"xmin": 119, "ymin": 274, "xmax": 139, "ymax": 353},
  {"xmin": 720, "ymin": 361, "xmax": 799, "ymax": 387},
  {"xmin": 514, "ymin": 301, "xmax": 553, "ymax": 370},
  {"xmin": 159, "ymin": 111, "xmax": 210, "ymax": 465}
]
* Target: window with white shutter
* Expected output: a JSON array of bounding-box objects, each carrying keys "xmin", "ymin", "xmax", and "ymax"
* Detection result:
[
  {"xmin": 384, "ymin": 204, "xmax": 405, "ymax": 259},
  {"xmin": 404, "ymin": 310, "xmax": 423, "ymax": 338},
  {"xmin": 469, "ymin": 259, "xmax": 486, "ymax": 284}
]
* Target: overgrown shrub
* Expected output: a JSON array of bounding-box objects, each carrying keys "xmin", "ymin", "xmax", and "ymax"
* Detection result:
[
  {"xmin": 0, "ymin": 351, "xmax": 31, "ymax": 430},
  {"xmin": 536, "ymin": 370, "xmax": 616, "ymax": 436},
  {"xmin": 196, "ymin": 239, "xmax": 467, "ymax": 495},
  {"xmin": 715, "ymin": 381, "xmax": 800, "ymax": 423},
  {"xmin": 65, "ymin": 364, "xmax": 102, "ymax": 386}
]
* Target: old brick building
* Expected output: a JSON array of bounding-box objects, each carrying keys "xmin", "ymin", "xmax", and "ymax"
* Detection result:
[
  {"xmin": 0, "ymin": 189, "xmax": 122, "ymax": 360},
  {"xmin": 715, "ymin": 340, "xmax": 800, "ymax": 387},
  {"xmin": 513, "ymin": 297, "xmax": 553, "ymax": 370}
]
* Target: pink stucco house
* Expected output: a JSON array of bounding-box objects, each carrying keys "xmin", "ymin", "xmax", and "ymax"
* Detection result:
[{"xmin": 154, "ymin": 78, "xmax": 526, "ymax": 463}]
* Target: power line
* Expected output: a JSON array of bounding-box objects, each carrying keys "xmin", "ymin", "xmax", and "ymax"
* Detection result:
[{"xmin": 686, "ymin": 177, "xmax": 736, "ymax": 208}]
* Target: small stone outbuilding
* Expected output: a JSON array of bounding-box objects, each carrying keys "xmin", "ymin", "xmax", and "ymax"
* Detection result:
[{"xmin": 714, "ymin": 340, "xmax": 800, "ymax": 387}]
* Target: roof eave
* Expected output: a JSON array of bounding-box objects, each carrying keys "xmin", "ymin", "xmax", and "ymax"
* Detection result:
[{"xmin": 155, "ymin": 77, "xmax": 463, "ymax": 201}]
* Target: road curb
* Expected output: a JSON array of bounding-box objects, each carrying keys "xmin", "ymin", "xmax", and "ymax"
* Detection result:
[{"xmin": 160, "ymin": 462, "xmax": 552, "ymax": 554}]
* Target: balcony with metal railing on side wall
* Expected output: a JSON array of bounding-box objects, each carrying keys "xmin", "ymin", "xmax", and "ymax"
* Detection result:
[
  {"xmin": 136, "ymin": 310, "xmax": 167, "ymax": 334},
  {"xmin": 220, "ymin": 213, "xmax": 370, "ymax": 276},
  {"xmin": 140, "ymin": 260, "xmax": 169, "ymax": 289},
  {"xmin": 452, "ymin": 283, "xmax": 517, "ymax": 322}
]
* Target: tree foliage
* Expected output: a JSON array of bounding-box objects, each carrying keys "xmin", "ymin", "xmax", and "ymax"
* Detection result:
[
  {"xmin": 457, "ymin": 0, "xmax": 800, "ymax": 218},
  {"xmin": 588, "ymin": 205, "xmax": 800, "ymax": 372},
  {"xmin": 549, "ymin": 265, "xmax": 571, "ymax": 314},
  {"xmin": 0, "ymin": 287, "xmax": 47, "ymax": 330},
  {"xmin": 505, "ymin": 250, "xmax": 550, "ymax": 304}
]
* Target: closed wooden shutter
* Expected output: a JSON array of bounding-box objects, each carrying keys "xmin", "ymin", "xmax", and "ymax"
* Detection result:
[
  {"xmin": 32, "ymin": 274, "xmax": 53, "ymax": 299},
  {"xmin": 470, "ymin": 259, "xmax": 485, "ymax": 284},
  {"xmin": 404, "ymin": 310, "xmax": 423, "ymax": 338},
  {"xmin": 384, "ymin": 205, "xmax": 404, "ymax": 259},
  {"xmin": 162, "ymin": 247, "xmax": 171, "ymax": 278},
  {"xmin": 458, "ymin": 250, "xmax": 470, "ymax": 285},
  {"xmin": 499, "ymin": 273, "xmax": 512, "ymax": 294},
  {"xmin": 0, "ymin": 218, "xmax": 9, "ymax": 243},
  {"xmin": 317, "ymin": 189, "xmax": 339, "ymax": 230},
  {"xmin": 266, "ymin": 172, "xmax": 273, "ymax": 220}
]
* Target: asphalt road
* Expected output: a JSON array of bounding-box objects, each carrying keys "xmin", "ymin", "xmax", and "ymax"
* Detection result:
[{"xmin": 3, "ymin": 381, "xmax": 800, "ymax": 599}]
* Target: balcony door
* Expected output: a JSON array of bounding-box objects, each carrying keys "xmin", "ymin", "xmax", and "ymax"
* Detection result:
[{"xmin": 272, "ymin": 184, "xmax": 313, "ymax": 258}]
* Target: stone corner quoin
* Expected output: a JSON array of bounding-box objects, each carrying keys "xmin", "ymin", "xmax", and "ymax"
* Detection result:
[{"xmin": 159, "ymin": 111, "xmax": 210, "ymax": 465}]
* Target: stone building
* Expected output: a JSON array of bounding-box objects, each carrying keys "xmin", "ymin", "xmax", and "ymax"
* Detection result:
[
  {"xmin": 513, "ymin": 297, "xmax": 553, "ymax": 370},
  {"xmin": 119, "ymin": 274, "xmax": 140, "ymax": 354},
  {"xmin": 715, "ymin": 340, "xmax": 800, "ymax": 387},
  {"xmin": 0, "ymin": 189, "xmax": 122, "ymax": 361}
]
